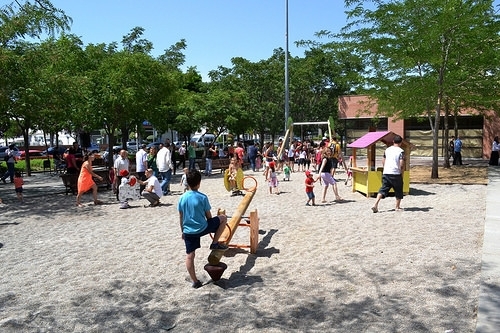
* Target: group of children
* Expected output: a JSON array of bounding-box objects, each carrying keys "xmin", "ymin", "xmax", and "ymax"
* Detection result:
[
  {"xmin": 266, "ymin": 160, "xmax": 318, "ymax": 205},
  {"xmin": 258, "ymin": 140, "xmax": 347, "ymax": 206}
]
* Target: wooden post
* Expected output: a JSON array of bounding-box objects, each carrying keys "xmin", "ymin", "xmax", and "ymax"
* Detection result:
[
  {"xmin": 249, "ymin": 210, "xmax": 259, "ymax": 254},
  {"xmin": 208, "ymin": 178, "xmax": 257, "ymax": 265}
]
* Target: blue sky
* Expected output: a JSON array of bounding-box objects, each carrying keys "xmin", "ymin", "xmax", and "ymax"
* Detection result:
[
  {"xmin": 6, "ymin": 0, "xmax": 500, "ymax": 81},
  {"xmin": 42, "ymin": 0, "xmax": 349, "ymax": 80}
]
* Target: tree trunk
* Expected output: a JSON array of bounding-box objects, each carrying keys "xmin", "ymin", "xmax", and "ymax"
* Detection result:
[
  {"xmin": 443, "ymin": 100, "xmax": 451, "ymax": 168},
  {"xmin": 432, "ymin": 105, "xmax": 440, "ymax": 179},
  {"xmin": 23, "ymin": 129, "xmax": 32, "ymax": 177}
]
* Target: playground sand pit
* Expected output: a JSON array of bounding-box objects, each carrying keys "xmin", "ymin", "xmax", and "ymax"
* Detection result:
[
  {"xmin": 0, "ymin": 167, "xmax": 487, "ymax": 332},
  {"xmin": 410, "ymin": 164, "xmax": 488, "ymax": 185}
]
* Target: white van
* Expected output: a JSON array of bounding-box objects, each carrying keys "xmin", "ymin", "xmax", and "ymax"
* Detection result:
[{"xmin": 190, "ymin": 133, "xmax": 215, "ymax": 146}]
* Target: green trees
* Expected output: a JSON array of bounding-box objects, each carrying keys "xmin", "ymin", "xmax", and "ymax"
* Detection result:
[
  {"xmin": 0, "ymin": 0, "xmax": 71, "ymax": 47},
  {"xmin": 340, "ymin": 0, "xmax": 500, "ymax": 177},
  {"xmin": 0, "ymin": 0, "xmax": 72, "ymax": 174},
  {"xmin": 1, "ymin": 2, "xmax": 184, "ymax": 173},
  {"xmin": 207, "ymin": 46, "xmax": 358, "ymax": 143},
  {"xmin": 208, "ymin": 53, "xmax": 284, "ymax": 142},
  {"xmin": 85, "ymin": 30, "xmax": 178, "ymax": 163}
]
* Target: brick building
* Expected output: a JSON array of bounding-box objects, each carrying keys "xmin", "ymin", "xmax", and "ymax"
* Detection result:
[{"xmin": 338, "ymin": 95, "xmax": 500, "ymax": 159}]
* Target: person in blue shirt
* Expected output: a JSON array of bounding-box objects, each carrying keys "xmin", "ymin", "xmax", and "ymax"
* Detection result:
[
  {"xmin": 453, "ymin": 135, "xmax": 463, "ymax": 166},
  {"xmin": 178, "ymin": 169, "xmax": 228, "ymax": 288},
  {"xmin": 247, "ymin": 142, "xmax": 260, "ymax": 172}
]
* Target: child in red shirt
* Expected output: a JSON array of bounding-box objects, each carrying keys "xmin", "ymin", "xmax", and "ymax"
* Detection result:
[
  {"xmin": 305, "ymin": 170, "xmax": 316, "ymax": 206},
  {"xmin": 13, "ymin": 171, "xmax": 24, "ymax": 203}
]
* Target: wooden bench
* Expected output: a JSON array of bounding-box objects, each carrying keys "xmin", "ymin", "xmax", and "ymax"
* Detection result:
[
  {"xmin": 60, "ymin": 173, "xmax": 78, "ymax": 195},
  {"xmin": 60, "ymin": 169, "xmax": 111, "ymax": 195},
  {"xmin": 197, "ymin": 158, "xmax": 231, "ymax": 174}
]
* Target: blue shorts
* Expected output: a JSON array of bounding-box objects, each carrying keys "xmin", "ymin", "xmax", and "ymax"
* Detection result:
[
  {"xmin": 307, "ymin": 192, "xmax": 315, "ymax": 199},
  {"xmin": 15, "ymin": 187, "xmax": 23, "ymax": 193},
  {"xmin": 378, "ymin": 174, "xmax": 404, "ymax": 199},
  {"xmin": 183, "ymin": 216, "xmax": 221, "ymax": 254}
]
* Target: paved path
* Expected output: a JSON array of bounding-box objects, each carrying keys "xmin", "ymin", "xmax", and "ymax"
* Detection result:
[{"xmin": 476, "ymin": 166, "xmax": 500, "ymax": 332}]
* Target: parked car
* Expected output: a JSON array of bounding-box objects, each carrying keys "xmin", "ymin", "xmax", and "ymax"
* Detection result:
[
  {"xmin": 0, "ymin": 146, "xmax": 7, "ymax": 160},
  {"xmin": 86, "ymin": 143, "xmax": 100, "ymax": 153},
  {"xmin": 126, "ymin": 141, "xmax": 138, "ymax": 149},
  {"xmin": 190, "ymin": 134, "xmax": 215, "ymax": 147},
  {"xmin": 112, "ymin": 145, "xmax": 136, "ymax": 155},
  {"xmin": 146, "ymin": 142, "xmax": 162, "ymax": 150},
  {"xmin": 42, "ymin": 146, "xmax": 66, "ymax": 156},
  {"xmin": 18, "ymin": 150, "xmax": 45, "ymax": 159}
]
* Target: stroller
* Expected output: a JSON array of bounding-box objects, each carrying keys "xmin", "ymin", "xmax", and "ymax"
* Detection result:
[{"xmin": 53, "ymin": 153, "xmax": 66, "ymax": 174}]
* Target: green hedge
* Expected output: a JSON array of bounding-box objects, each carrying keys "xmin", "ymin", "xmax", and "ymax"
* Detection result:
[{"xmin": 0, "ymin": 158, "xmax": 49, "ymax": 174}]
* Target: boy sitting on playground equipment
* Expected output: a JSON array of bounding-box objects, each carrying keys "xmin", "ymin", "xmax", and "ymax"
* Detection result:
[{"xmin": 178, "ymin": 169, "xmax": 228, "ymax": 288}]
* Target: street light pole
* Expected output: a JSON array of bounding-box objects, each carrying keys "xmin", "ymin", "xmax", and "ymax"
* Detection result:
[{"xmin": 284, "ymin": 0, "xmax": 290, "ymax": 132}]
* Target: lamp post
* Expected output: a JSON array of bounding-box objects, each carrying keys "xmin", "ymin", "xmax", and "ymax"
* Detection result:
[{"xmin": 284, "ymin": 0, "xmax": 290, "ymax": 132}]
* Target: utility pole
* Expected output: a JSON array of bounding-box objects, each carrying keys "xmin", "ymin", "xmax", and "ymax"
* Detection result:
[{"xmin": 284, "ymin": 0, "xmax": 290, "ymax": 132}]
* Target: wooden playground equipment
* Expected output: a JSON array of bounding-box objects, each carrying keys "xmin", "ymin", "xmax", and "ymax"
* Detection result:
[
  {"xmin": 347, "ymin": 131, "xmax": 412, "ymax": 197},
  {"xmin": 204, "ymin": 176, "xmax": 259, "ymax": 281},
  {"xmin": 276, "ymin": 118, "xmax": 332, "ymax": 159},
  {"xmin": 276, "ymin": 116, "xmax": 349, "ymax": 171}
]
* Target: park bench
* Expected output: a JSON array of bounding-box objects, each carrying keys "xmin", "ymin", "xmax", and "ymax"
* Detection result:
[
  {"xmin": 60, "ymin": 174, "xmax": 78, "ymax": 195},
  {"xmin": 197, "ymin": 158, "xmax": 231, "ymax": 174},
  {"xmin": 60, "ymin": 168, "xmax": 111, "ymax": 195}
]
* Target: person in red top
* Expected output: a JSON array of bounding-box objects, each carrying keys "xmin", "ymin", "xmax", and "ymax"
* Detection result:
[
  {"xmin": 65, "ymin": 147, "xmax": 79, "ymax": 174},
  {"xmin": 305, "ymin": 170, "xmax": 316, "ymax": 206},
  {"xmin": 13, "ymin": 171, "xmax": 24, "ymax": 203},
  {"xmin": 234, "ymin": 142, "xmax": 245, "ymax": 161}
]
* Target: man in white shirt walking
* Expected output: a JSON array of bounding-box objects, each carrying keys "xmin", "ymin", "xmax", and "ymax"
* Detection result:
[
  {"xmin": 371, "ymin": 135, "xmax": 405, "ymax": 213},
  {"xmin": 156, "ymin": 141, "xmax": 173, "ymax": 195}
]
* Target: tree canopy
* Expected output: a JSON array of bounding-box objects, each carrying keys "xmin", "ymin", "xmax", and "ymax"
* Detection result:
[{"xmin": 338, "ymin": 0, "xmax": 500, "ymax": 177}]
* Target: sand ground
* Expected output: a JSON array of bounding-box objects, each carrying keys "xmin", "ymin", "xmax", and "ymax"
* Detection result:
[{"xmin": 0, "ymin": 165, "xmax": 486, "ymax": 332}]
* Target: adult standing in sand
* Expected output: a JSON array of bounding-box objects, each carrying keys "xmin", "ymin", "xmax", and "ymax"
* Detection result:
[
  {"xmin": 76, "ymin": 152, "xmax": 104, "ymax": 207},
  {"xmin": 157, "ymin": 141, "xmax": 173, "ymax": 195},
  {"xmin": 316, "ymin": 148, "xmax": 343, "ymax": 203},
  {"xmin": 177, "ymin": 143, "xmax": 186, "ymax": 170},
  {"xmin": 489, "ymin": 136, "xmax": 499, "ymax": 166},
  {"xmin": 188, "ymin": 141, "xmax": 197, "ymax": 171},
  {"xmin": 453, "ymin": 135, "xmax": 463, "ymax": 166},
  {"xmin": 1, "ymin": 143, "xmax": 18, "ymax": 183},
  {"xmin": 135, "ymin": 144, "xmax": 148, "ymax": 192},
  {"xmin": 371, "ymin": 135, "xmax": 405, "ymax": 213}
]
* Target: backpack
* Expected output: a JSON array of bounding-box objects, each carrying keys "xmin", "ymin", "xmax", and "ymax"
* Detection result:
[{"xmin": 332, "ymin": 143, "xmax": 340, "ymax": 158}]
